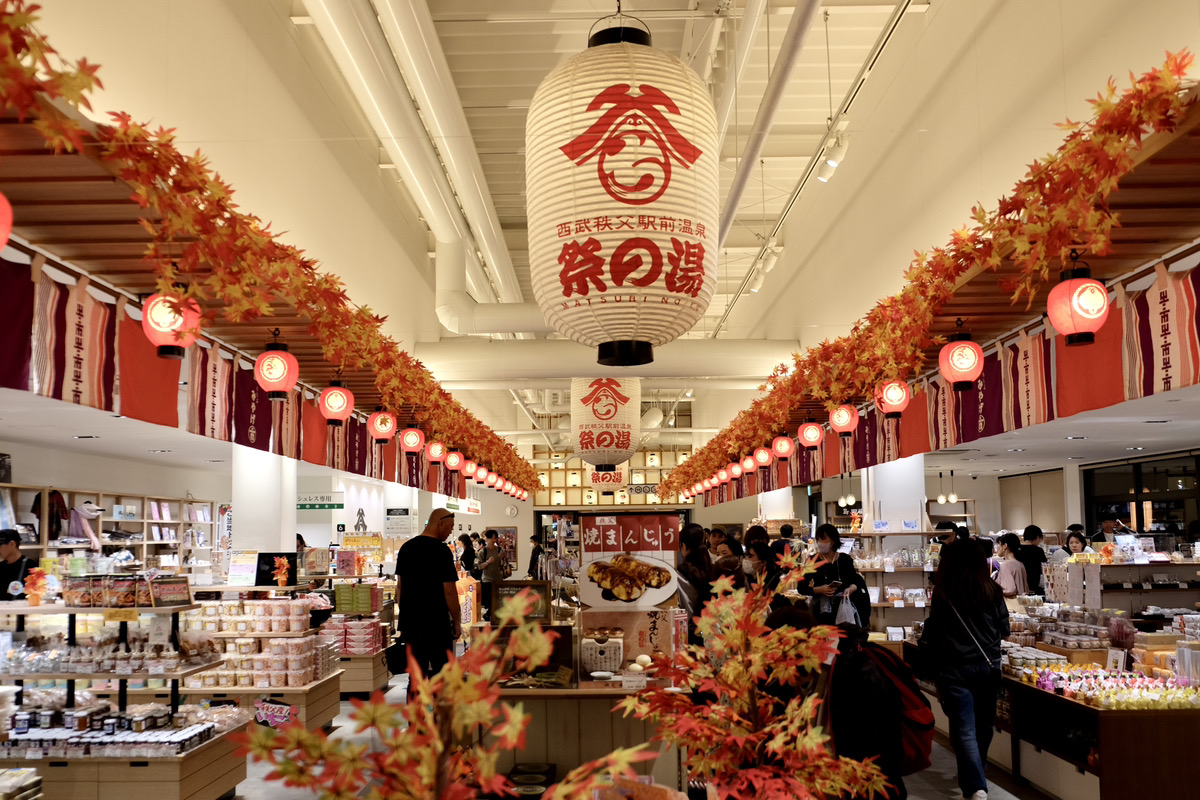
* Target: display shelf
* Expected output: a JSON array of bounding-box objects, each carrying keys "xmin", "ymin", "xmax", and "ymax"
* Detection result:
[
  {"xmin": 210, "ymin": 628, "xmax": 317, "ymax": 639},
  {"xmin": 192, "ymin": 585, "xmax": 301, "ymax": 592},
  {"xmin": 338, "ymin": 650, "xmax": 388, "ymax": 695},
  {"xmin": 1035, "ymin": 642, "xmax": 1108, "ymax": 665},
  {"xmin": 870, "ymin": 602, "xmax": 927, "ymax": 610},
  {"xmin": 0, "ymin": 661, "xmax": 220, "ymax": 683},
  {"xmin": 0, "ymin": 603, "xmax": 201, "ymax": 616},
  {"xmin": 859, "ymin": 567, "xmax": 929, "ymax": 573}
]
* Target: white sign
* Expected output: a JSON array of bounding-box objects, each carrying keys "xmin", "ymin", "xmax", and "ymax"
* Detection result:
[
  {"xmin": 385, "ymin": 508, "xmax": 412, "ymax": 536},
  {"xmin": 587, "ymin": 463, "xmax": 629, "ymax": 490},
  {"xmin": 902, "ymin": 520, "xmax": 920, "ymax": 531},
  {"xmin": 297, "ymin": 492, "xmax": 344, "ymax": 510},
  {"xmin": 228, "ymin": 550, "xmax": 259, "ymax": 587},
  {"xmin": 873, "ymin": 520, "xmax": 889, "ymax": 532},
  {"xmin": 444, "ymin": 497, "xmax": 481, "ymax": 515}
]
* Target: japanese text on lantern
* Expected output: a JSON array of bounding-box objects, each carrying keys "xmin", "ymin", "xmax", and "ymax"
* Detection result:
[{"xmin": 558, "ymin": 236, "xmax": 706, "ymax": 299}]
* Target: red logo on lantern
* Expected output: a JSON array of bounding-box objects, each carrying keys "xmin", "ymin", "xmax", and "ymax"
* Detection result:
[
  {"xmin": 558, "ymin": 236, "xmax": 706, "ymax": 299},
  {"xmin": 560, "ymin": 84, "xmax": 703, "ymax": 205},
  {"xmin": 580, "ymin": 378, "xmax": 630, "ymax": 420},
  {"xmin": 799, "ymin": 423, "xmax": 825, "ymax": 450}
]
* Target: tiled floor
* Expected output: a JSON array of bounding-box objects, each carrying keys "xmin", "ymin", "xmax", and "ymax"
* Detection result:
[{"xmin": 234, "ymin": 674, "xmax": 1052, "ymax": 800}]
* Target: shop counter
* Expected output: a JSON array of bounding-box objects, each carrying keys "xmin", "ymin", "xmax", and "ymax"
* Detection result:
[{"xmin": 493, "ymin": 682, "xmax": 679, "ymax": 789}]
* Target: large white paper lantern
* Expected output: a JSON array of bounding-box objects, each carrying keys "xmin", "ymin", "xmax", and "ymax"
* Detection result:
[
  {"xmin": 571, "ymin": 376, "xmax": 641, "ymax": 469},
  {"xmin": 526, "ymin": 27, "xmax": 719, "ymax": 366}
]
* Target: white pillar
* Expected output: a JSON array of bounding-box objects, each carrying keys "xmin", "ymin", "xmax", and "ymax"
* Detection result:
[
  {"xmin": 231, "ymin": 443, "xmax": 296, "ymax": 551},
  {"xmin": 1062, "ymin": 463, "xmax": 1084, "ymax": 527},
  {"xmin": 865, "ymin": 453, "xmax": 926, "ymax": 530}
]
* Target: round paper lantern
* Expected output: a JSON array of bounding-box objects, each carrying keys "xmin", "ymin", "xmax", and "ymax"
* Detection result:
[
  {"xmin": 798, "ymin": 422, "xmax": 825, "ymax": 451},
  {"xmin": 319, "ymin": 382, "xmax": 354, "ymax": 427},
  {"xmin": 571, "ymin": 376, "xmax": 641, "ymax": 470},
  {"xmin": 830, "ymin": 405, "xmax": 859, "ymax": 437},
  {"xmin": 526, "ymin": 28, "xmax": 719, "ymax": 366},
  {"xmin": 503, "ymin": 480, "xmax": 514, "ymax": 494},
  {"xmin": 874, "ymin": 380, "xmax": 912, "ymax": 419},
  {"xmin": 400, "ymin": 428, "xmax": 425, "ymax": 453},
  {"xmin": 254, "ymin": 343, "xmax": 299, "ymax": 400},
  {"xmin": 462, "ymin": 459, "xmax": 478, "ymax": 477},
  {"xmin": 772, "ymin": 436, "xmax": 795, "ymax": 460},
  {"xmin": 141, "ymin": 293, "xmax": 202, "ymax": 359},
  {"xmin": 367, "ymin": 409, "xmax": 397, "ymax": 443},
  {"xmin": 426, "ymin": 441, "xmax": 447, "ymax": 463},
  {"xmin": 730, "ymin": 462, "xmax": 743, "ymax": 479},
  {"xmin": 741, "ymin": 455, "xmax": 755, "ymax": 472},
  {"xmin": 486, "ymin": 471, "xmax": 499, "ymax": 487},
  {"xmin": 444, "ymin": 451, "xmax": 463, "ymax": 472},
  {"xmin": 692, "ymin": 482, "xmax": 703, "ymax": 495},
  {"xmin": 938, "ymin": 333, "xmax": 984, "ymax": 391},
  {"xmin": 717, "ymin": 467, "xmax": 730, "ymax": 484},
  {"xmin": 0, "ymin": 191, "xmax": 12, "ymax": 250},
  {"xmin": 1048, "ymin": 267, "xmax": 1109, "ymax": 345},
  {"xmin": 754, "ymin": 447, "xmax": 773, "ymax": 467},
  {"xmin": 475, "ymin": 465, "xmax": 489, "ymax": 482},
  {"xmin": 702, "ymin": 478, "xmax": 713, "ymax": 492}
]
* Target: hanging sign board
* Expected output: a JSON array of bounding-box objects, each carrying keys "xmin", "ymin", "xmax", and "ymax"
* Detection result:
[
  {"xmin": 385, "ymin": 508, "xmax": 412, "ymax": 536},
  {"xmin": 297, "ymin": 492, "xmax": 344, "ymax": 510}
]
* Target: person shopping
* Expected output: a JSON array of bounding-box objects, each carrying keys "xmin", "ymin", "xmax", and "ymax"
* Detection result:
[
  {"xmin": 918, "ymin": 539, "xmax": 1009, "ymax": 800},
  {"xmin": 1051, "ymin": 528, "xmax": 1094, "ymax": 563},
  {"xmin": 993, "ymin": 533, "xmax": 1028, "ymax": 600},
  {"xmin": 478, "ymin": 529, "xmax": 504, "ymax": 622},
  {"xmin": 802, "ymin": 524, "xmax": 870, "ymax": 626}
]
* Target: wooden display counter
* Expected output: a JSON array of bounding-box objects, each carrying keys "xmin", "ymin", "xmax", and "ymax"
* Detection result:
[
  {"xmin": 338, "ymin": 651, "xmax": 388, "ymax": 696},
  {"xmin": 0, "ymin": 724, "xmax": 247, "ymax": 800},
  {"xmin": 93, "ymin": 671, "xmax": 343, "ymax": 732}
]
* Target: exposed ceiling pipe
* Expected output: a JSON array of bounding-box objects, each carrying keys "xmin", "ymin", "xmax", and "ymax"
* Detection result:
[
  {"xmin": 435, "ymin": 239, "xmax": 554, "ymax": 335},
  {"xmin": 373, "ymin": 0, "xmax": 525, "ymax": 306},
  {"xmin": 715, "ymin": 0, "xmax": 769, "ymax": 152},
  {"xmin": 415, "ymin": 338, "xmax": 798, "ymax": 381},
  {"xmin": 442, "ymin": 378, "xmax": 768, "ymax": 391},
  {"xmin": 718, "ymin": 0, "xmax": 821, "ymax": 247},
  {"xmin": 508, "ymin": 388, "xmax": 557, "ymax": 451},
  {"xmin": 305, "ymin": 0, "xmax": 495, "ymax": 303}
]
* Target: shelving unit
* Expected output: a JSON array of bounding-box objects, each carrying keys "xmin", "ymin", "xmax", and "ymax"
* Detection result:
[
  {"xmin": 532, "ymin": 450, "xmax": 691, "ymax": 508},
  {"xmin": 926, "ymin": 498, "xmax": 978, "ymax": 532}
]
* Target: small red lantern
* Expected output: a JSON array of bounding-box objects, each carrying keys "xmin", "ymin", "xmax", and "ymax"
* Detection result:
[
  {"xmin": 400, "ymin": 428, "xmax": 425, "ymax": 453},
  {"xmin": 717, "ymin": 468, "xmax": 730, "ymax": 484},
  {"xmin": 874, "ymin": 380, "xmax": 912, "ymax": 419},
  {"xmin": 702, "ymin": 478, "xmax": 713, "ymax": 492},
  {"xmin": 772, "ymin": 436, "xmax": 795, "ymax": 460},
  {"xmin": 444, "ymin": 451, "xmax": 463, "ymax": 472},
  {"xmin": 426, "ymin": 441, "xmax": 447, "ymax": 462},
  {"xmin": 504, "ymin": 480, "xmax": 514, "ymax": 494},
  {"xmin": 1048, "ymin": 266, "xmax": 1109, "ymax": 345},
  {"xmin": 0, "ymin": 191, "xmax": 12, "ymax": 250},
  {"xmin": 830, "ymin": 405, "xmax": 859, "ymax": 437},
  {"xmin": 730, "ymin": 462, "xmax": 743, "ymax": 479},
  {"xmin": 475, "ymin": 465, "xmax": 489, "ymax": 482},
  {"xmin": 754, "ymin": 447, "xmax": 773, "ymax": 467},
  {"xmin": 141, "ymin": 293, "xmax": 202, "ymax": 359},
  {"xmin": 486, "ymin": 471, "xmax": 499, "ymax": 487},
  {"xmin": 798, "ymin": 422, "xmax": 825, "ymax": 451},
  {"xmin": 319, "ymin": 381, "xmax": 355, "ymax": 426},
  {"xmin": 254, "ymin": 340, "xmax": 299, "ymax": 401},
  {"xmin": 693, "ymin": 482, "xmax": 703, "ymax": 495},
  {"xmin": 367, "ymin": 409, "xmax": 397, "ymax": 443},
  {"xmin": 741, "ymin": 455, "xmax": 756, "ymax": 472},
  {"xmin": 462, "ymin": 459, "xmax": 478, "ymax": 477},
  {"xmin": 938, "ymin": 333, "xmax": 984, "ymax": 391}
]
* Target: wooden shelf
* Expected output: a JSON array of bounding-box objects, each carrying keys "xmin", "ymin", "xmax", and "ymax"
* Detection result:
[
  {"xmin": 0, "ymin": 603, "xmax": 200, "ymax": 615},
  {"xmin": 210, "ymin": 628, "xmax": 316, "ymax": 639},
  {"xmin": 0, "ymin": 660, "xmax": 220, "ymax": 682},
  {"xmin": 927, "ymin": 512, "xmax": 977, "ymax": 518}
]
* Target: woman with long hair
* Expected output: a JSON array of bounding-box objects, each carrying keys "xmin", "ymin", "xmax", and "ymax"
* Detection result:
[
  {"xmin": 801, "ymin": 523, "xmax": 870, "ymax": 626},
  {"xmin": 919, "ymin": 539, "xmax": 1009, "ymax": 800},
  {"xmin": 677, "ymin": 522, "xmax": 715, "ymax": 643}
]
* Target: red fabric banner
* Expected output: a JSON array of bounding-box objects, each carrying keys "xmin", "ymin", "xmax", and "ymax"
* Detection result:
[
  {"xmin": 0, "ymin": 257, "xmax": 33, "ymax": 391},
  {"xmin": 301, "ymin": 396, "xmax": 328, "ymax": 466},
  {"xmin": 899, "ymin": 388, "xmax": 930, "ymax": 459},
  {"xmin": 116, "ymin": 306, "xmax": 179, "ymax": 428},
  {"xmin": 1056, "ymin": 304, "xmax": 1124, "ymax": 417},
  {"xmin": 271, "ymin": 388, "xmax": 303, "ymax": 459}
]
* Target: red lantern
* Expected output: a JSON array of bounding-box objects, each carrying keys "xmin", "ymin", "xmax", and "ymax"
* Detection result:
[
  {"xmin": 444, "ymin": 451, "xmax": 463, "ymax": 471},
  {"xmin": 938, "ymin": 333, "xmax": 984, "ymax": 391},
  {"xmin": 462, "ymin": 459, "xmax": 478, "ymax": 477},
  {"xmin": 504, "ymin": 480, "xmax": 514, "ymax": 494},
  {"xmin": 830, "ymin": 405, "xmax": 859, "ymax": 437},
  {"xmin": 754, "ymin": 447, "xmax": 773, "ymax": 467},
  {"xmin": 319, "ymin": 381, "xmax": 355, "ymax": 426},
  {"xmin": 426, "ymin": 441, "xmax": 447, "ymax": 462},
  {"xmin": 367, "ymin": 409, "xmax": 397, "ymax": 443},
  {"xmin": 400, "ymin": 428, "xmax": 425, "ymax": 453},
  {"xmin": 874, "ymin": 380, "xmax": 912, "ymax": 419},
  {"xmin": 693, "ymin": 482, "xmax": 703, "ymax": 495},
  {"xmin": 254, "ymin": 342, "xmax": 299, "ymax": 401},
  {"xmin": 798, "ymin": 422, "xmax": 825, "ymax": 451},
  {"xmin": 772, "ymin": 436, "xmax": 795, "ymax": 460},
  {"xmin": 0, "ymin": 191, "xmax": 12, "ymax": 250},
  {"xmin": 741, "ymin": 455, "xmax": 756, "ymax": 472},
  {"xmin": 702, "ymin": 478, "xmax": 713, "ymax": 492},
  {"xmin": 141, "ymin": 293, "xmax": 202, "ymax": 359},
  {"xmin": 475, "ymin": 465, "xmax": 489, "ymax": 482},
  {"xmin": 717, "ymin": 468, "xmax": 730, "ymax": 484},
  {"xmin": 1048, "ymin": 267, "xmax": 1109, "ymax": 345},
  {"xmin": 486, "ymin": 471, "xmax": 499, "ymax": 487},
  {"xmin": 730, "ymin": 462, "xmax": 743, "ymax": 479}
]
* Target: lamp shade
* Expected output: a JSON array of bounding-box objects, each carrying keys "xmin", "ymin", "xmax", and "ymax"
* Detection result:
[
  {"xmin": 462, "ymin": 459, "xmax": 478, "ymax": 477},
  {"xmin": 1048, "ymin": 268, "xmax": 1109, "ymax": 345},
  {"xmin": 772, "ymin": 436, "xmax": 795, "ymax": 459},
  {"xmin": 475, "ymin": 465, "xmax": 489, "ymax": 482},
  {"xmin": 367, "ymin": 410, "xmax": 397, "ymax": 443},
  {"xmin": 830, "ymin": 405, "xmax": 859, "ymax": 437},
  {"xmin": 702, "ymin": 478, "xmax": 712, "ymax": 491},
  {"xmin": 141, "ymin": 293, "xmax": 202, "ymax": 359},
  {"xmin": 754, "ymin": 447, "xmax": 773, "ymax": 467},
  {"xmin": 938, "ymin": 333, "xmax": 984, "ymax": 391},
  {"xmin": 571, "ymin": 376, "xmax": 640, "ymax": 470},
  {"xmin": 444, "ymin": 451, "xmax": 463, "ymax": 472},
  {"xmin": 400, "ymin": 428, "xmax": 425, "ymax": 453},
  {"xmin": 486, "ymin": 471, "xmax": 499, "ymax": 487},
  {"xmin": 798, "ymin": 422, "xmax": 825, "ymax": 451},
  {"xmin": 318, "ymin": 382, "xmax": 355, "ymax": 426},
  {"xmin": 730, "ymin": 462, "xmax": 743, "ymax": 479},
  {"xmin": 874, "ymin": 380, "xmax": 912, "ymax": 419},
  {"xmin": 526, "ymin": 33, "xmax": 719, "ymax": 366},
  {"xmin": 254, "ymin": 343, "xmax": 299, "ymax": 400},
  {"xmin": 426, "ymin": 441, "xmax": 447, "ymax": 462},
  {"xmin": 717, "ymin": 468, "xmax": 730, "ymax": 484},
  {"xmin": 741, "ymin": 455, "xmax": 756, "ymax": 472},
  {"xmin": 503, "ymin": 480, "xmax": 514, "ymax": 494}
]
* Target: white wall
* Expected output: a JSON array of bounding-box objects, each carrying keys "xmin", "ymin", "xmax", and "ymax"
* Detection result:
[
  {"xmin": 691, "ymin": 493, "xmax": 758, "ymax": 531},
  {"xmin": 999, "ymin": 471, "xmax": 1067, "ymax": 533},
  {"xmin": 924, "ymin": 473, "xmax": 1003, "ymax": 536},
  {"xmin": 865, "ymin": 455, "xmax": 926, "ymax": 530}
]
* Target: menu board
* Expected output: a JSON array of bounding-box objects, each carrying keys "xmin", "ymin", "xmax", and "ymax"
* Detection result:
[{"xmin": 227, "ymin": 550, "xmax": 259, "ymax": 587}]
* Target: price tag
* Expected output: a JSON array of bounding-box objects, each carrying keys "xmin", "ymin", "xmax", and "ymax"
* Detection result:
[
  {"xmin": 873, "ymin": 520, "xmax": 889, "ymax": 532},
  {"xmin": 893, "ymin": 600, "xmax": 905, "ymax": 608},
  {"xmin": 620, "ymin": 673, "xmax": 648, "ymax": 691},
  {"xmin": 1122, "ymin": 582, "xmax": 1133, "ymax": 589},
  {"xmin": 902, "ymin": 520, "xmax": 920, "ymax": 531},
  {"xmin": 115, "ymin": 664, "xmax": 133, "ymax": 675},
  {"xmin": 148, "ymin": 616, "xmax": 171, "ymax": 647},
  {"xmin": 48, "ymin": 747, "xmax": 65, "ymax": 759},
  {"xmin": 924, "ymin": 563, "xmax": 933, "ymax": 573},
  {"xmin": 103, "ymin": 609, "xmax": 140, "ymax": 623},
  {"xmin": 884, "ymin": 563, "xmax": 895, "ymax": 573},
  {"xmin": 1142, "ymin": 583, "xmax": 1152, "ymax": 590},
  {"xmin": 149, "ymin": 664, "xmax": 166, "ymax": 675},
  {"xmin": 25, "ymin": 750, "xmax": 41, "ymax": 760},
  {"xmin": 914, "ymin": 600, "xmax": 926, "ymax": 608},
  {"xmin": 1180, "ymin": 582, "xmax": 1189, "ymax": 590}
]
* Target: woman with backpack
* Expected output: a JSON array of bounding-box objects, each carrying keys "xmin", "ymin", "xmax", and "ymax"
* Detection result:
[{"xmin": 918, "ymin": 538, "xmax": 1010, "ymax": 800}]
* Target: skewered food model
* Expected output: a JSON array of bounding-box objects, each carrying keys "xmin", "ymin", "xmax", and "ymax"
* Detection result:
[{"xmin": 587, "ymin": 554, "xmax": 672, "ymax": 602}]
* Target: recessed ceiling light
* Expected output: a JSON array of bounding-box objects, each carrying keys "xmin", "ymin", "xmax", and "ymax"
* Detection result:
[
  {"xmin": 1127, "ymin": 447, "xmax": 1144, "ymax": 451},
  {"xmin": 1065, "ymin": 436, "xmax": 1087, "ymax": 440},
  {"xmin": 148, "ymin": 449, "xmax": 172, "ymax": 454},
  {"xmin": 74, "ymin": 435, "xmax": 99, "ymax": 439},
  {"xmin": 1007, "ymin": 448, "xmax": 1025, "ymax": 452},
  {"xmin": 1144, "ymin": 420, "xmax": 1170, "ymax": 424},
  {"xmin": 1067, "ymin": 456, "xmax": 1084, "ymax": 460}
]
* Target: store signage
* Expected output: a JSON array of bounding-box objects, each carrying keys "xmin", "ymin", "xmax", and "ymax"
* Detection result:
[
  {"xmin": 150, "ymin": 577, "xmax": 193, "ymax": 607},
  {"xmin": 103, "ymin": 608, "xmax": 139, "ymax": 623},
  {"xmin": 297, "ymin": 492, "xmax": 344, "ymax": 510},
  {"xmin": 385, "ymin": 508, "xmax": 412, "ymax": 535},
  {"xmin": 228, "ymin": 550, "xmax": 259, "ymax": 587},
  {"xmin": 444, "ymin": 497, "xmax": 481, "ymax": 515},
  {"xmin": 587, "ymin": 463, "xmax": 629, "ymax": 490},
  {"xmin": 254, "ymin": 698, "xmax": 299, "ymax": 728},
  {"xmin": 873, "ymin": 520, "xmax": 889, "ymax": 532},
  {"xmin": 627, "ymin": 484, "xmax": 659, "ymax": 496},
  {"xmin": 902, "ymin": 520, "xmax": 919, "ymax": 531}
]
